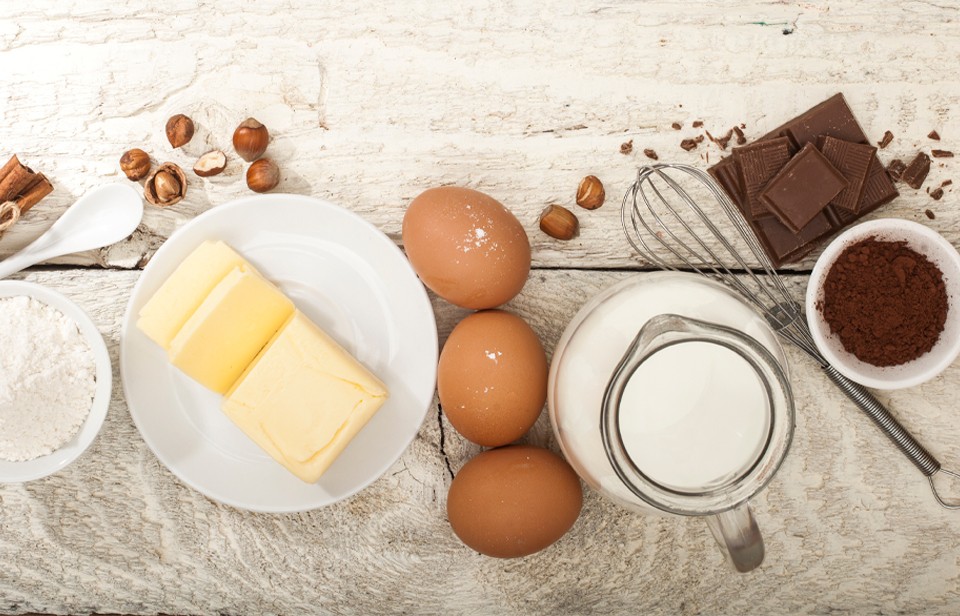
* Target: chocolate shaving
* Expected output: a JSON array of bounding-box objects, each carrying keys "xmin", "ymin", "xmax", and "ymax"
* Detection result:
[
  {"xmin": 926, "ymin": 209, "xmax": 936, "ymax": 219},
  {"xmin": 887, "ymin": 159, "xmax": 907, "ymax": 182},
  {"xmin": 902, "ymin": 152, "xmax": 931, "ymax": 190},
  {"xmin": 931, "ymin": 187, "xmax": 944, "ymax": 200},
  {"xmin": 643, "ymin": 148, "xmax": 659, "ymax": 160},
  {"xmin": 931, "ymin": 149, "xmax": 954, "ymax": 158},
  {"xmin": 733, "ymin": 125, "xmax": 747, "ymax": 145},
  {"xmin": 680, "ymin": 138, "xmax": 698, "ymax": 151},
  {"xmin": 928, "ymin": 130, "xmax": 941, "ymax": 141},
  {"xmin": 620, "ymin": 140, "xmax": 633, "ymax": 155},
  {"xmin": 671, "ymin": 122, "xmax": 682, "ymax": 130},
  {"xmin": 692, "ymin": 120, "xmax": 703, "ymax": 128},
  {"xmin": 877, "ymin": 130, "xmax": 894, "ymax": 149}
]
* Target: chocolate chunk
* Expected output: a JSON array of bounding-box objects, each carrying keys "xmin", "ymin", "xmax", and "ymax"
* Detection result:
[
  {"xmin": 733, "ymin": 125, "xmax": 747, "ymax": 145},
  {"xmin": 931, "ymin": 187, "xmax": 944, "ymax": 200},
  {"xmin": 942, "ymin": 179, "xmax": 953, "ymax": 187},
  {"xmin": 858, "ymin": 156, "xmax": 899, "ymax": 213},
  {"xmin": 878, "ymin": 131, "xmax": 894, "ymax": 149},
  {"xmin": 818, "ymin": 136, "xmax": 876, "ymax": 212},
  {"xmin": 693, "ymin": 120, "xmax": 703, "ymax": 128},
  {"xmin": 931, "ymin": 149, "xmax": 954, "ymax": 158},
  {"xmin": 887, "ymin": 159, "xmax": 907, "ymax": 182},
  {"xmin": 784, "ymin": 93, "xmax": 869, "ymax": 148},
  {"xmin": 680, "ymin": 138, "xmax": 698, "ymax": 151},
  {"xmin": 709, "ymin": 129, "xmax": 734, "ymax": 150},
  {"xmin": 671, "ymin": 122, "xmax": 682, "ymax": 130},
  {"xmin": 760, "ymin": 143, "xmax": 848, "ymax": 233},
  {"xmin": 902, "ymin": 152, "xmax": 931, "ymax": 189},
  {"xmin": 708, "ymin": 156, "xmax": 745, "ymax": 208},
  {"xmin": 926, "ymin": 209, "xmax": 936, "ymax": 219},
  {"xmin": 694, "ymin": 135, "xmax": 705, "ymax": 143},
  {"xmin": 643, "ymin": 148, "xmax": 659, "ymax": 160},
  {"xmin": 620, "ymin": 140, "xmax": 633, "ymax": 155},
  {"xmin": 929, "ymin": 130, "xmax": 941, "ymax": 141},
  {"xmin": 733, "ymin": 137, "xmax": 792, "ymax": 219}
]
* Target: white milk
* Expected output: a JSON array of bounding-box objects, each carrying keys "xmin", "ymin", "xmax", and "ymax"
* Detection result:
[
  {"xmin": 548, "ymin": 272, "xmax": 786, "ymax": 514},
  {"xmin": 619, "ymin": 342, "xmax": 769, "ymax": 492}
]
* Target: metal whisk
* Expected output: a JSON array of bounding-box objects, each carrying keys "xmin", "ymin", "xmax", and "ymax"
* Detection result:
[{"xmin": 621, "ymin": 163, "xmax": 959, "ymax": 509}]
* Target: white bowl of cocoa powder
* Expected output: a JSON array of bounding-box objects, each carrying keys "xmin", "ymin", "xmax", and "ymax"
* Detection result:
[{"xmin": 806, "ymin": 218, "xmax": 960, "ymax": 390}]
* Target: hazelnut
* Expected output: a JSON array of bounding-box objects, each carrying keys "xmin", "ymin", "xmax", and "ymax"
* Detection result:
[
  {"xmin": 576, "ymin": 175, "xmax": 605, "ymax": 210},
  {"xmin": 165, "ymin": 114, "xmax": 195, "ymax": 149},
  {"xmin": 194, "ymin": 150, "xmax": 227, "ymax": 177},
  {"xmin": 144, "ymin": 162, "xmax": 187, "ymax": 206},
  {"xmin": 119, "ymin": 148, "xmax": 151, "ymax": 181},
  {"xmin": 539, "ymin": 204, "xmax": 579, "ymax": 240},
  {"xmin": 233, "ymin": 118, "xmax": 270, "ymax": 162},
  {"xmin": 246, "ymin": 158, "xmax": 280, "ymax": 192}
]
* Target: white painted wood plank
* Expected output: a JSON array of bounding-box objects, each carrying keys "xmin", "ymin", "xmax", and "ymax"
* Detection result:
[
  {"xmin": 0, "ymin": 1, "xmax": 957, "ymax": 271},
  {"xmin": 1, "ymin": 268, "xmax": 959, "ymax": 614}
]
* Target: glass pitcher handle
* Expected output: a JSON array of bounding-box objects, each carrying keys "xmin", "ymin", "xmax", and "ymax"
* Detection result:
[{"xmin": 706, "ymin": 503, "xmax": 764, "ymax": 573}]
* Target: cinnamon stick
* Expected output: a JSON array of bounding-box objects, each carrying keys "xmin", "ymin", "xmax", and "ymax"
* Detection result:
[
  {"xmin": 0, "ymin": 154, "xmax": 21, "ymax": 183},
  {"xmin": 0, "ymin": 156, "xmax": 38, "ymax": 202},
  {"xmin": 16, "ymin": 173, "xmax": 53, "ymax": 214}
]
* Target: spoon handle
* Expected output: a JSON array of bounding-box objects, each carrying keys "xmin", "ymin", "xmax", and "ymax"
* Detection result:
[{"xmin": 0, "ymin": 250, "xmax": 42, "ymax": 280}]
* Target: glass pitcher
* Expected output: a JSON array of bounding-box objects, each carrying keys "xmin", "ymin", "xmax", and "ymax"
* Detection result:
[{"xmin": 548, "ymin": 272, "xmax": 795, "ymax": 572}]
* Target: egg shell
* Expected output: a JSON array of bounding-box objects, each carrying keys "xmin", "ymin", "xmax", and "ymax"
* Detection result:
[
  {"xmin": 402, "ymin": 186, "xmax": 531, "ymax": 310},
  {"xmin": 438, "ymin": 310, "xmax": 547, "ymax": 447},
  {"xmin": 447, "ymin": 445, "xmax": 583, "ymax": 559}
]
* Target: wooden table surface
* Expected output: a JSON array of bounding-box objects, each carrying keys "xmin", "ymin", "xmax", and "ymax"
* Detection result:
[{"xmin": 3, "ymin": 2, "xmax": 960, "ymax": 614}]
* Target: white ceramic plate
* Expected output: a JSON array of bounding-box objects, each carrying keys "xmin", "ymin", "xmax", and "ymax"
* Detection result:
[
  {"xmin": 0, "ymin": 281, "xmax": 112, "ymax": 483},
  {"xmin": 120, "ymin": 194, "xmax": 437, "ymax": 512}
]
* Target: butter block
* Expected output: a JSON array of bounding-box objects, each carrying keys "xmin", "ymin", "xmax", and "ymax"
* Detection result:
[
  {"xmin": 169, "ymin": 267, "xmax": 295, "ymax": 394},
  {"xmin": 137, "ymin": 240, "xmax": 256, "ymax": 349},
  {"xmin": 222, "ymin": 311, "xmax": 389, "ymax": 483}
]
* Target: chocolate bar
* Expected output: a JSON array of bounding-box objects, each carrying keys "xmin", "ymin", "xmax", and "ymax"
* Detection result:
[
  {"xmin": 760, "ymin": 143, "xmax": 848, "ymax": 233},
  {"xmin": 818, "ymin": 136, "xmax": 876, "ymax": 212},
  {"xmin": 732, "ymin": 137, "xmax": 792, "ymax": 219},
  {"xmin": 707, "ymin": 94, "xmax": 899, "ymax": 267}
]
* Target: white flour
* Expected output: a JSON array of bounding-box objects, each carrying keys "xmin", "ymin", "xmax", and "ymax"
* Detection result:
[{"xmin": 0, "ymin": 296, "xmax": 96, "ymax": 461}]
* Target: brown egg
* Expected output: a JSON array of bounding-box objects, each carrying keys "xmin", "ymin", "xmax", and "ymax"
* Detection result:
[
  {"xmin": 447, "ymin": 445, "xmax": 583, "ymax": 558},
  {"xmin": 438, "ymin": 310, "xmax": 547, "ymax": 447},
  {"xmin": 402, "ymin": 186, "xmax": 531, "ymax": 310}
]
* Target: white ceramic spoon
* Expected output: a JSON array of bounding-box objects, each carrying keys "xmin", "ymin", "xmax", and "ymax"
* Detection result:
[{"xmin": 0, "ymin": 184, "xmax": 143, "ymax": 279}]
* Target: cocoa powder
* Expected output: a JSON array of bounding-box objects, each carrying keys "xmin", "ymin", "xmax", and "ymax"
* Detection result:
[{"xmin": 819, "ymin": 238, "xmax": 948, "ymax": 367}]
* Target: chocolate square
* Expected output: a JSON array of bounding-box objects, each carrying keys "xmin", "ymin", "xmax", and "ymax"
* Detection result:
[
  {"xmin": 760, "ymin": 143, "xmax": 848, "ymax": 233},
  {"xmin": 783, "ymin": 93, "xmax": 869, "ymax": 148},
  {"xmin": 733, "ymin": 137, "xmax": 792, "ymax": 219},
  {"xmin": 858, "ymin": 155, "xmax": 899, "ymax": 212},
  {"xmin": 707, "ymin": 156, "xmax": 745, "ymax": 208},
  {"xmin": 818, "ymin": 136, "xmax": 876, "ymax": 212}
]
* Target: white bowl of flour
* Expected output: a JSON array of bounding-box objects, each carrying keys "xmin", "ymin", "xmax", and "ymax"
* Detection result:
[{"xmin": 0, "ymin": 280, "xmax": 111, "ymax": 482}]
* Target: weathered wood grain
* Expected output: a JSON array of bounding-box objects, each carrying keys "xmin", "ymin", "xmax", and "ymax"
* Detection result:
[
  {"xmin": 0, "ymin": 1, "xmax": 957, "ymax": 271},
  {"xmin": 2, "ymin": 268, "xmax": 959, "ymax": 615},
  {"xmin": 3, "ymin": 1, "xmax": 960, "ymax": 614}
]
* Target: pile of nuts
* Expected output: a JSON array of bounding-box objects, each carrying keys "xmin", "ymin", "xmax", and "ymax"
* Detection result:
[
  {"xmin": 119, "ymin": 113, "xmax": 280, "ymax": 207},
  {"xmin": 538, "ymin": 175, "xmax": 605, "ymax": 241}
]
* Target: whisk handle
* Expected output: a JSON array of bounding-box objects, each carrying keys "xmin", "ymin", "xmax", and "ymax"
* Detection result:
[{"xmin": 823, "ymin": 365, "xmax": 941, "ymax": 476}]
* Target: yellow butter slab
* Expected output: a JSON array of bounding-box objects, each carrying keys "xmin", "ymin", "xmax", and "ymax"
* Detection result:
[
  {"xmin": 222, "ymin": 311, "xmax": 389, "ymax": 483},
  {"xmin": 169, "ymin": 267, "xmax": 294, "ymax": 394},
  {"xmin": 137, "ymin": 240, "xmax": 256, "ymax": 349}
]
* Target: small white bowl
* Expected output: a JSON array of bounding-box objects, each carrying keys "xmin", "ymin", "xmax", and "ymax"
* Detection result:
[
  {"xmin": 806, "ymin": 219, "xmax": 960, "ymax": 390},
  {"xmin": 0, "ymin": 281, "xmax": 112, "ymax": 482}
]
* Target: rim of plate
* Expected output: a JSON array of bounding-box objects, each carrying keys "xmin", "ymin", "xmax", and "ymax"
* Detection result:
[
  {"xmin": 119, "ymin": 193, "xmax": 438, "ymax": 511},
  {"xmin": 0, "ymin": 280, "xmax": 112, "ymax": 483}
]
